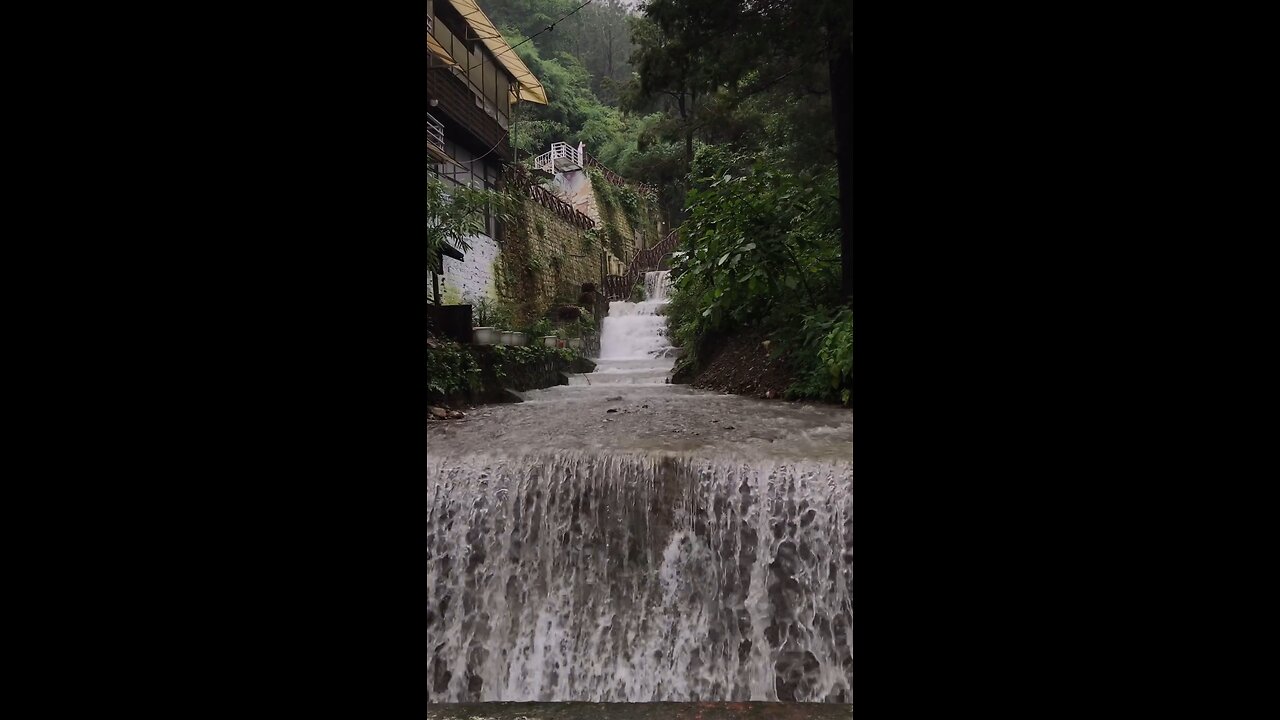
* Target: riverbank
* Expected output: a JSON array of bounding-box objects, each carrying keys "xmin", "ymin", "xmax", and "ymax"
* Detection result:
[
  {"xmin": 673, "ymin": 330, "xmax": 851, "ymax": 408},
  {"xmin": 679, "ymin": 331, "xmax": 796, "ymax": 400}
]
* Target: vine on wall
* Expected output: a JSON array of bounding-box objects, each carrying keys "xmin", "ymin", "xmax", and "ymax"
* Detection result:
[{"xmin": 588, "ymin": 166, "xmax": 660, "ymax": 266}]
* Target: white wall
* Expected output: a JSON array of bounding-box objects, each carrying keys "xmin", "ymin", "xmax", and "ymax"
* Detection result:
[{"xmin": 435, "ymin": 232, "xmax": 499, "ymax": 306}]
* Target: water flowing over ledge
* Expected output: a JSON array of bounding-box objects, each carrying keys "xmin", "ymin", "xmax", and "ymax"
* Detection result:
[
  {"xmin": 428, "ymin": 450, "xmax": 852, "ymax": 703},
  {"xmin": 428, "ymin": 268, "xmax": 852, "ymax": 705}
]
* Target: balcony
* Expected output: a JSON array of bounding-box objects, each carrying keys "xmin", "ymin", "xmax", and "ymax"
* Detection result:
[
  {"xmin": 427, "ymin": 112, "xmax": 450, "ymax": 163},
  {"xmin": 533, "ymin": 141, "xmax": 582, "ymax": 174}
]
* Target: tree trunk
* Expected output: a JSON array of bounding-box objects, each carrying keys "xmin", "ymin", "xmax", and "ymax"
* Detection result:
[
  {"xmin": 678, "ymin": 92, "xmax": 693, "ymax": 223},
  {"xmin": 828, "ymin": 37, "xmax": 853, "ymax": 306}
]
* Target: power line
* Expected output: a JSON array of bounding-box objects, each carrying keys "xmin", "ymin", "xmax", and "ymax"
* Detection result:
[
  {"xmin": 430, "ymin": 1, "xmax": 598, "ymax": 168},
  {"xmin": 464, "ymin": 0, "xmax": 595, "ymax": 73}
]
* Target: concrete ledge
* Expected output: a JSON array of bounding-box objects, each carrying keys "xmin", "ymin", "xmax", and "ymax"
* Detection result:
[{"xmin": 428, "ymin": 702, "xmax": 852, "ymax": 719}]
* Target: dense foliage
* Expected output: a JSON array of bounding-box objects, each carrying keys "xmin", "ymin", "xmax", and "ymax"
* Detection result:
[
  {"xmin": 438, "ymin": 0, "xmax": 852, "ymax": 404},
  {"xmin": 667, "ymin": 147, "xmax": 850, "ymax": 403},
  {"xmin": 428, "ymin": 337, "xmax": 583, "ymax": 401},
  {"xmin": 491, "ymin": 344, "xmax": 579, "ymax": 384},
  {"xmin": 427, "ymin": 338, "xmax": 482, "ymax": 399}
]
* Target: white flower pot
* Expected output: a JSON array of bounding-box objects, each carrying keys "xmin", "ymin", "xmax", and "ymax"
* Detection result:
[
  {"xmin": 542, "ymin": 336, "xmax": 558, "ymax": 347},
  {"xmin": 500, "ymin": 331, "xmax": 515, "ymax": 345},
  {"xmin": 568, "ymin": 338, "xmax": 583, "ymax": 349},
  {"xmin": 472, "ymin": 327, "xmax": 499, "ymax": 345},
  {"xmin": 511, "ymin": 332, "xmax": 526, "ymax": 346}
]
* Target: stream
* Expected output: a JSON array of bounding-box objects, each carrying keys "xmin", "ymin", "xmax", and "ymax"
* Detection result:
[{"xmin": 428, "ymin": 272, "xmax": 853, "ymax": 703}]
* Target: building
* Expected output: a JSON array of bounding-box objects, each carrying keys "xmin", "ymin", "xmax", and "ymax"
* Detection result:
[{"xmin": 427, "ymin": 0, "xmax": 547, "ymax": 305}]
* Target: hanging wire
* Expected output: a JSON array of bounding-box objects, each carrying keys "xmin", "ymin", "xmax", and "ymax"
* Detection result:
[{"xmin": 464, "ymin": 0, "xmax": 595, "ymax": 72}]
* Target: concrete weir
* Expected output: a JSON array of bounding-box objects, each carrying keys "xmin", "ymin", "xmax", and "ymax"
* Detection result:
[
  {"xmin": 428, "ymin": 701, "xmax": 853, "ymax": 719},
  {"xmin": 427, "ymin": 272, "xmax": 853, "ymax": 707}
]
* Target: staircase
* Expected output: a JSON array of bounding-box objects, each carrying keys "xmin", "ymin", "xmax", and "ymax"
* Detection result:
[{"xmin": 602, "ymin": 228, "xmax": 681, "ymax": 300}]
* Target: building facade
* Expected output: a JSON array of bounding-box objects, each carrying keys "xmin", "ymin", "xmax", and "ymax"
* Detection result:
[{"xmin": 427, "ymin": 0, "xmax": 547, "ymax": 305}]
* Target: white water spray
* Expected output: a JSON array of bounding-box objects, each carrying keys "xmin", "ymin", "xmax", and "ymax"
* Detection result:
[
  {"xmin": 428, "ymin": 451, "xmax": 853, "ymax": 703},
  {"xmin": 590, "ymin": 271, "xmax": 676, "ymax": 386}
]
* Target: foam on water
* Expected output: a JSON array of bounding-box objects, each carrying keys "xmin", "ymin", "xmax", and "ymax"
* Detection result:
[
  {"xmin": 596, "ymin": 271, "xmax": 676, "ymax": 381},
  {"xmin": 427, "ymin": 451, "xmax": 853, "ymax": 703}
]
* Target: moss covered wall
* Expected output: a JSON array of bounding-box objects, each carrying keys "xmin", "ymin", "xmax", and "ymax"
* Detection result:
[
  {"xmin": 454, "ymin": 170, "xmax": 662, "ymax": 329},
  {"xmin": 586, "ymin": 168, "xmax": 662, "ymax": 274},
  {"xmin": 493, "ymin": 197, "xmax": 603, "ymax": 328}
]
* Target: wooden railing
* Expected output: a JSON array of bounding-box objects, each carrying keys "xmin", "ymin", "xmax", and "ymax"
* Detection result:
[
  {"xmin": 630, "ymin": 227, "xmax": 680, "ymax": 275},
  {"xmin": 504, "ymin": 165, "xmax": 597, "ymax": 230},
  {"xmin": 584, "ymin": 152, "xmax": 657, "ymax": 197},
  {"xmin": 601, "ymin": 227, "xmax": 681, "ymax": 300}
]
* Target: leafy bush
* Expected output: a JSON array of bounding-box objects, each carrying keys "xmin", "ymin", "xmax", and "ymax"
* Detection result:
[
  {"xmin": 561, "ymin": 314, "xmax": 597, "ymax": 339},
  {"xmin": 428, "ymin": 177, "xmax": 517, "ymax": 264},
  {"xmin": 666, "ymin": 146, "xmax": 850, "ymax": 403},
  {"xmin": 617, "ymin": 186, "xmax": 642, "ymax": 220},
  {"xmin": 773, "ymin": 305, "xmax": 852, "ymax": 404},
  {"xmin": 528, "ymin": 318, "xmax": 555, "ymax": 338},
  {"xmin": 427, "ymin": 339, "xmax": 481, "ymax": 400},
  {"xmin": 491, "ymin": 345, "xmax": 577, "ymax": 384},
  {"xmin": 629, "ymin": 282, "xmax": 646, "ymax": 303},
  {"xmin": 466, "ymin": 294, "xmax": 515, "ymax": 330}
]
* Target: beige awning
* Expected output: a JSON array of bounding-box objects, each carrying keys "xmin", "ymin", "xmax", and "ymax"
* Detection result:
[
  {"xmin": 428, "ymin": 33, "xmax": 457, "ymax": 67},
  {"xmin": 444, "ymin": 0, "xmax": 549, "ymax": 105}
]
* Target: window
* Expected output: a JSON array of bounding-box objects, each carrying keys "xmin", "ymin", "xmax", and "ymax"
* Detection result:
[{"xmin": 434, "ymin": 1, "xmax": 472, "ymax": 52}]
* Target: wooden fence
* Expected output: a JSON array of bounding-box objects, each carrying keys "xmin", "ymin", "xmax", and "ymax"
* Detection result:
[
  {"xmin": 504, "ymin": 165, "xmax": 597, "ymax": 230},
  {"xmin": 601, "ymin": 227, "xmax": 681, "ymax": 300}
]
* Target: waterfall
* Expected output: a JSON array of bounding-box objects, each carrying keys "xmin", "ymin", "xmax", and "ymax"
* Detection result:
[
  {"xmin": 427, "ymin": 451, "xmax": 853, "ymax": 703},
  {"xmin": 588, "ymin": 271, "xmax": 676, "ymax": 386}
]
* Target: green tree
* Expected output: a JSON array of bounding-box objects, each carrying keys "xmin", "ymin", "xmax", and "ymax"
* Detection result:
[
  {"xmin": 631, "ymin": 0, "xmax": 852, "ymax": 303},
  {"xmin": 427, "ymin": 176, "xmax": 516, "ymax": 303}
]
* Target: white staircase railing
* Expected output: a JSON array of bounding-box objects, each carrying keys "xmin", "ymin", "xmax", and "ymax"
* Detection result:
[{"xmin": 533, "ymin": 141, "xmax": 581, "ymax": 174}]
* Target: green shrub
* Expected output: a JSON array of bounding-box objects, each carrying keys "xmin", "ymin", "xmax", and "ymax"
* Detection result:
[
  {"xmin": 528, "ymin": 318, "xmax": 554, "ymax": 338},
  {"xmin": 665, "ymin": 146, "xmax": 849, "ymax": 403},
  {"xmin": 491, "ymin": 345, "xmax": 577, "ymax": 384},
  {"xmin": 427, "ymin": 339, "xmax": 481, "ymax": 400},
  {"xmin": 774, "ymin": 305, "xmax": 852, "ymax": 404}
]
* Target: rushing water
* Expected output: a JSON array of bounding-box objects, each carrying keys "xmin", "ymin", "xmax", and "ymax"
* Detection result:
[
  {"xmin": 428, "ymin": 271, "xmax": 853, "ymax": 703},
  {"xmin": 578, "ymin": 271, "xmax": 677, "ymax": 386}
]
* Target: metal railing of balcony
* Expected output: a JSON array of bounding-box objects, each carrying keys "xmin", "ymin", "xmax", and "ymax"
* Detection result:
[{"xmin": 427, "ymin": 112, "xmax": 445, "ymax": 153}]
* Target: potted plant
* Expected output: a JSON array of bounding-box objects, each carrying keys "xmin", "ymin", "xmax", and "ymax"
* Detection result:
[
  {"xmin": 467, "ymin": 294, "xmax": 506, "ymax": 346},
  {"xmin": 511, "ymin": 331, "xmax": 527, "ymax": 345},
  {"xmin": 500, "ymin": 330, "xmax": 515, "ymax": 345}
]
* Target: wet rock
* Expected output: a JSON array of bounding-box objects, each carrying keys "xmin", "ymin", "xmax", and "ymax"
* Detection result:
[
  {"xmin": 724, "ymin": 426, "xmax": 735, "ymax": 430},
  {"xmin": 606, "ymin": 396, "xmax": 623, "ymax": 401},
  {"xmin": 641, "ymin": 404, "xmax": 649, "ymax": 408},
  {"xmin": 448, "ymin": 410, "xmax": 466, "ymax": 419},
  {"xmin": 606, "ymin": 408, "xmax": 619, "ymax": 413},
  {"xmin": 766, "ymin": 390, "xmax": 776, "ymax": 399},
  {"xmin": 429, "ymin": 406, "xmax": 448, "ymax": 419}
]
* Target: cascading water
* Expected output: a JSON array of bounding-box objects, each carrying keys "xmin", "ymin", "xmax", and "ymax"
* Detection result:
[
  {"xmin": 428, "ymin": 268, "xmax": 853, "ymax": 705},
  {"xmin": 428, "ymin": 452, "xmax": 852, "ymax": 703},
  {"xmin": 579, "ymin": 271, "xmax": 677, "ymax": 386}
]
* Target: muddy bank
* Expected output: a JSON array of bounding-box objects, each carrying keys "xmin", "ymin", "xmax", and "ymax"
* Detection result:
[{"xmin": 675, "ymin": 332, "xmax": 796, "ymax": 401}]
